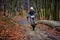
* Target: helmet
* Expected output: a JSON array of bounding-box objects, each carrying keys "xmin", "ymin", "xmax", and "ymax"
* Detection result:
[{"xmin": 30, "ymin": 7, "xmax": 34, "ymax": 10}]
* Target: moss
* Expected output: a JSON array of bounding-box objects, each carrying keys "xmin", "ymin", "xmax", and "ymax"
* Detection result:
[{"xmin": 0, "ymin": 16, "xmax": 14, "ymax": 27}]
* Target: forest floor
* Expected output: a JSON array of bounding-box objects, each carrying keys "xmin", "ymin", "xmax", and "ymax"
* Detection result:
[
  {"xmin": 12, "ymin": 16, "xmax": 60, "ymax": 40},
  {"xmin": 0, "ymin": 16, "xmax": 60, "ymax": 40}
]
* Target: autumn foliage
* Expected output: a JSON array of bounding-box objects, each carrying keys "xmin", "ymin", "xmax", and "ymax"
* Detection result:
[{"xmin": 0, "ymin": 20, "xmax": 27, "ymax": 40}]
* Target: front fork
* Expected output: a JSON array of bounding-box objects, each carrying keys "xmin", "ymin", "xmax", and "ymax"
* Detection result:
[{"xmin": 30, "ymin": 18, "xmax": 36, "ymax": 31}]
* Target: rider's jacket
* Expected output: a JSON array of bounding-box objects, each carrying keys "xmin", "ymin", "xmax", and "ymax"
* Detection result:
[{"xmin": 28, "ymin": 10, "xmax": 36, "ymax": 16}]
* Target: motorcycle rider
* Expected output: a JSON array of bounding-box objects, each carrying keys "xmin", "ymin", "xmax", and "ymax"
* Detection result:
[{"xmin": 27, "ymin": 6, "xmax": 36, "ymax": 31}]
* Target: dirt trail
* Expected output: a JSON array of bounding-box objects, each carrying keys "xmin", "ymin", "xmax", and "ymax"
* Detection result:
[{"xmin": 12, "ymin": 16, "xmax": 60, "ymax": 40}]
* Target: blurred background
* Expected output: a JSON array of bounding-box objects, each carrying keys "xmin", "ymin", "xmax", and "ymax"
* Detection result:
[
  {"xmin": 0, "ymin": 0, "xmax": 60, "ymax": 21},
  {"xmin": 0, "ymin": 0, "xmax": 60, "ymax": 40}
]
